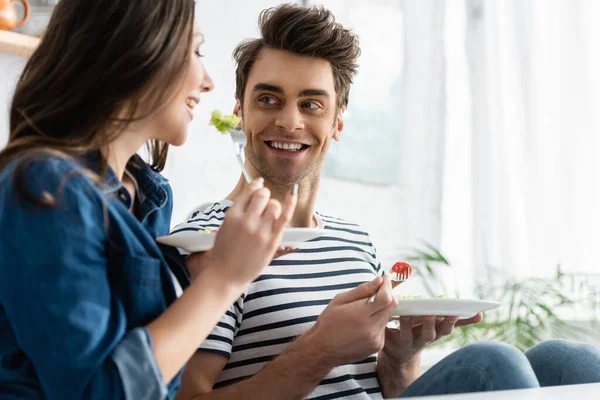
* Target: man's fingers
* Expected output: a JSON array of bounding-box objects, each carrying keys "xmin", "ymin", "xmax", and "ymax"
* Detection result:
[
  {"xmin": 414, "ymin": 316, "xmax": 436, "ymax": 346},
  {"xmin": 367, "ymin": 275, "xmax": 395, "ymax": 315},
  {"xmin": 334, "ymin": 277, "xmax": 383, "ymax": 304},
  {"xmin": 435, "ymin": 316, "xmax": 459, "ymax": 340},
  {"xmin": 455, "ymin": 312, "xmax": 483, "ymax": 328},
  {"xmin": 399, "ymin": 317, "xmax": 414, "ymax": 342},
  {"xmin": 372, "ymin": 297, "xmax": 398, "ymax": 324}
]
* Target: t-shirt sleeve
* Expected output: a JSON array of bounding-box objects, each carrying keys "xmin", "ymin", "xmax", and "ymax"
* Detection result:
[{"xmin": 197, "ymin": 296, "xmax": 244, "ymax": 359}]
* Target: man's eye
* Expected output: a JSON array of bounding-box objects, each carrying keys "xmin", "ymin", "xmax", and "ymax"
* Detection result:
[
  {"xmin": 302, "ymin": 102, "xmax": 320, "ymax": 109},
  {"xmin": 259, "ymin": 96, "xmax": 278, "ymax": 105}
]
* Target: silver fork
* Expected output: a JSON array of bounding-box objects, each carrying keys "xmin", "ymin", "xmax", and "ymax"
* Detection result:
[
  {"xmin": 367, "ymin": 272, "xmax": 410, "ymax": 303},
  {"xmin": 391, "ymin": 271, "xmax": 410, "ymax": 289},
  {"xmin": 229, "ymin": 128, "xmax": 253, "ymax": 183}
]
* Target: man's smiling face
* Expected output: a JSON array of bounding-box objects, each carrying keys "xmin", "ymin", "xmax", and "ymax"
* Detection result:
[{"xmin": 238, "ymin": 48, "xmax": 344, "ymax": 187}]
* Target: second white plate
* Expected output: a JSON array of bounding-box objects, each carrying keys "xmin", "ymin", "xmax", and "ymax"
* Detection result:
[
  {"xmin": 393, "ymin": 298, "xmax": 501, "ymax": 318},
  {"xmin": 157, "ymin": 227, "xmax": 324, "ymax": 253}
]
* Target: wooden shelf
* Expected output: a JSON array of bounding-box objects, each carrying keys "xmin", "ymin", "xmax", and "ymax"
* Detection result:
[{"xmin": 0, "ymin": 30, "xmax": 40, "ymax": 58}]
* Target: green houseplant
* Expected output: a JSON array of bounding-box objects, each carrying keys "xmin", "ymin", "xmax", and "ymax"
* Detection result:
[{"xmin": 404, "ymin": 243, "xmax": 600, "ymax": 351}]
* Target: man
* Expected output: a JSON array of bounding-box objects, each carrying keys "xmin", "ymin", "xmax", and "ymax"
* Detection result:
[{"xmin": 175, "ymin": 4, "xmax": 600, "ymax": 399}]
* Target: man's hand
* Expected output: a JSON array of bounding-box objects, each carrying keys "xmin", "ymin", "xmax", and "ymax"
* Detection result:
[
  {"xmin": 378, "ymin": 312, "xmax": 483, "ymax": 397},
  {"xmin": 303, "ymin": 275, "xmax": 398, "ymax": 368},
  {"xmin": 383, "ymin": 312, "xmax": 483, "ymax": 361}
]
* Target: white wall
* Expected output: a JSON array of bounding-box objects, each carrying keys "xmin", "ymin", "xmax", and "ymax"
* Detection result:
[
  {"xmin": 0, "ymin": 54, "xmax": 27, "ymax": 148},
  {"xmin": 166, "ymin": 1, "xmax": 440, "ymax": 274},
  {"xmin": 0, "ymin": 2, "xmax": 445, "ymax": 281}
]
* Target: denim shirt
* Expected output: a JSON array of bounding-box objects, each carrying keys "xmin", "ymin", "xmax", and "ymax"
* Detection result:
[{"xmin": 0, "ymin": 154, "xmax": 185, "ymax": 399}]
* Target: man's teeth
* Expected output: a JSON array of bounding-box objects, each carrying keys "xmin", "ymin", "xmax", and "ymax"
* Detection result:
[
  {"xmin": 185, "ymin": 98, "xmax": 197, "ymax": 110},
  {"xmin": 269, "ymin": 141, "xmax": 303, "ymax": 151}
]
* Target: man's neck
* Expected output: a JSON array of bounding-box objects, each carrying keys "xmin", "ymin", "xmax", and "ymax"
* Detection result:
[{"xmin": 226, "ymin": 174, "xmax": 320, "ymax": 228}]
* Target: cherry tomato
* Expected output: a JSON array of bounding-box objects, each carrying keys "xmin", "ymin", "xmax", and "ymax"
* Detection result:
[{"xmin": 391, "ymin": 261, "xmax": 412, "ymax": 275}]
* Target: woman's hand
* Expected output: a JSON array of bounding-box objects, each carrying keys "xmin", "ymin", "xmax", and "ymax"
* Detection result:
[
  {"xmin": 186, "ymin": 245, "xmax": 297, "ymax": 281},
  {"xmin": 190, "ymin": 179, "xmax": 297, "ymax": 287}
]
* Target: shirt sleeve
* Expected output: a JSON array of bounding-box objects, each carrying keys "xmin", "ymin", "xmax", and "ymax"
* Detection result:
[
  {"xmin": 374, "ymin": 253, "xmax": 385, "ymax": 277},
  {"xmin": 0, "ymin": 161, "xmax": 167, "ymax": 400},
  {"xmin": 198, "ymin": 296, "xmax": 244, "ymax": 359},
  {"xmin": 365, "ymin": 232, "xmax": 385, "ymax": 277}
]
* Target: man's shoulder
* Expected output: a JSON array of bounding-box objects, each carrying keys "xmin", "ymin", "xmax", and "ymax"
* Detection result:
[
  {"xmin": 169, "ymin": 200, "xmax": 231, "ymax": 235},
  {"xmin": 316, "ymin": 211, "xmax": 371, "ymax": 235},
  {"xmin": 314, "ymin": 211, "xmax": 381, "ymax": 253},
  {"xmin": 187, "ymin": 200, "xmax": 232, "ymax": 222}
]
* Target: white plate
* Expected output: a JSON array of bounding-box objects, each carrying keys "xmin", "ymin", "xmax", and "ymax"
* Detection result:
[
  {"xmin": 156, "ymin": 227, "xmax": 324, "ymax": 253},
  {"xmin": 393, "ymin": 298, "xmax": 501, "ymax": 318}
]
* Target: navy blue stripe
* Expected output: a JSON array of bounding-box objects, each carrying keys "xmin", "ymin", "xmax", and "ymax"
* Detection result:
[
  {"xmin": 169, "ymin": 227, "xmax": 202, "ymax": 234},
  {"xmin": 225, "ymin": 310, "xmax": 241, "ymax": 329},
  {"xmin": 206, "ymin": 334, "xmax": 233, "ymax": 345},
  {"xmin": 213, "ymin": 375, "xmax": 250, "ymax": 389},
  {"xmin": 309, "ymin": 387, "xmax": 367, "ymax": 400},
  {"xmin": 324, "ymin": 225, "xmax": 369, "ymax": 236},
  {"xmin": 308, "ymin": 236, "xmax": 372, "ymax": 247},
  {"xmin": 233, "ymin": 300, "xmax": 243, "ymax": 314},
  {"xmin": 254, "ymin": 268, "xmax": 375, "ymax": 282},
  {"xmin": 189, "ymin": 203, "xmax": 220, "ymax": 217},
  {"xmin": 320, "ymin": 372, "xmax": 377, "ymax": 386},
  {"xmin": 296, "ymin": 245, "xmax": 376, "ymax": 259},
  {"xmin": 232, "ymin": 335, "xmax": 297, "ymax": 352},
  {"xmin": 217, "ymin": 321, "xmax": 235, "ymax": 333},
  {"xmin": 270, "ymin": 257, "xmax": 372, "ymax": 267},
  {"xmin": 198, "ymin": 348, "xmax": 231, "ymax": 359},
  {"xmin": 317, "ymin": 213, "xmax": 354, "ymax": 223},
  {"xmin": 321, "ymin": 218, "xmax": 360, "ymax": 228},
  {"xmin": 187, "ymin": 214, "xmax": 225, "ymax": 223},
  {"xmin": 237, "ymin": 315, "xmax": 318, "ymax": 337},
  {"xmin": 244, "ymin": 281, "xmax": 362, "ymax": 303},
  {"xmin": 365, "ymin": 387, "xmax": 382, "ymax": 394},
  {"xmin": 223, "ymin": 354, "xmax": 276, "ymax": 370},
  {"xmin": 347, "ymin": 356, "xmax": 377, "ymax": 366},
  {"xmin": 243, "ymin": 299, "xmax": 330, "ymax": 320},
  {"xmin": 200, "ymin": 206, "xmax": 230, "ymax": 218}
]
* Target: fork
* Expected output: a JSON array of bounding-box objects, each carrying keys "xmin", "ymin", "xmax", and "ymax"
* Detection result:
[
  {"xmin": 391, "ymin": 271, "xmax": 410, "ymax": 289},
  {"xmin": 368, "ymin": 265, "xmax": 411, "ymax": 303},
  {"xmin": 229, "ymin": 128, "xmax": 253, "ymax": 183}
]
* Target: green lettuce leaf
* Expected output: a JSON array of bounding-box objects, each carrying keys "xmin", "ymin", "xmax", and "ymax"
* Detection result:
[{"xmin": 210, "ymin": 110, "xmax": 241, "ymax": 134}]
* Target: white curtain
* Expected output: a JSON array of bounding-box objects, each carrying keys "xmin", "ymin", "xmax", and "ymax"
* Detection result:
[{"xmin": 442, "ymin": 0, "xmax": 600, "ymax": 283}]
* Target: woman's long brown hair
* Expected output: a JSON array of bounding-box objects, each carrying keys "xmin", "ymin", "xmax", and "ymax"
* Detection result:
[{"xmin": 0, "ymin": 0, "xmax": 195, "ymax": 205}]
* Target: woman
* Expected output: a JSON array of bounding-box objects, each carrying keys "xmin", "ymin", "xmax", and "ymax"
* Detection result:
[{"xmin": 0, "ymin": 0, "xmax": 296, "ymax": 398}]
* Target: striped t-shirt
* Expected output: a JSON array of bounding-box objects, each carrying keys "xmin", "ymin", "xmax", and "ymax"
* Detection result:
[{"xmin": 173, "ymin": 200, "xmax": 385, "ymax": 399}]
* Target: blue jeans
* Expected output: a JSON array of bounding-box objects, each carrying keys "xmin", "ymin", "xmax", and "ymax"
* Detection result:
[{"xmin": 400, "ymin": 339, "xmax": 600, "ymax": 397}]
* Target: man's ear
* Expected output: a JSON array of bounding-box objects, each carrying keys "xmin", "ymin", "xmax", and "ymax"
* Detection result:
[
  {"xmin": 233, "ymin": 96, "xmax": 242, "ymax": 117},
  {"xmin": 333, "ymin": 107, "xmax": 345, "ymax": 142},
  {"xmin": 233, "ymin": 96, "xmax": 242, "ymax": 129}
]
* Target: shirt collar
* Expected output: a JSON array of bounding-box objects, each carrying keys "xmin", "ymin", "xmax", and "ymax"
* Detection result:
[{"xmin": 78, "ymin": 151, "xmax": 168, "ymax": 211}]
